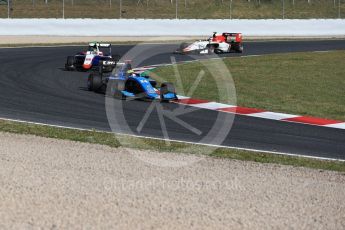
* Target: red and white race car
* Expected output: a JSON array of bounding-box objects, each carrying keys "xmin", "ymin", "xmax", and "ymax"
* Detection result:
[
  {"xmin": 65, "ymin": 42, "xmax": 120, "ymax": 72},
  {"xmin": 175, "ymin": 32, "xmax": 243, "ymax": 54}
]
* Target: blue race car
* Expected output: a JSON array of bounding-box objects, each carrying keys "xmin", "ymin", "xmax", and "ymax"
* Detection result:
[{"xmin": 87, "ymin": 61, "xmax": 178, "ymax": 102}]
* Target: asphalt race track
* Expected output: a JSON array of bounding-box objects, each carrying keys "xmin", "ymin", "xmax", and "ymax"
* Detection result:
[{"xmin": 0, "ymin": 40, "xmax": 345, "ymax": 160}]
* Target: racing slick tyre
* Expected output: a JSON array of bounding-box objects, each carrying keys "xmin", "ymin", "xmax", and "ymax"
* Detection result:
[
  {"xmin": 113, "ymin": 92, "xmax": 126, "ymax": 100},
  {"xmin": 110, "ymin": 79, "xmax": 126, "ymax": 100},
  {"xmin": 98, "ymin": 62, "xmax": 106, "ymax": 75},
  {"xmin": 175, "ymin": 42, "xmax": 189, "ymax": 54},
  {"xmin": 98, "ymin": 63, "xmax": 104, "ymax": 75},
  {"xmin": 160, "ymin": 82, "xmax": 177, "ymax": 102},
  {"xmin": 207, "ymin": 45, "xmax": 217, "ymax": 54},
  {"xmin": 179, "ymin": 42, "xmax": 189, "ymax": 50},
  {"xmin": 113, "ymin": 90, "xmax": 126, "ymax": 100},
  {"xmin": 112, "ymin": 54, "xmax": 121, "ymax": 63},
  {"xmin": 65, "ymin": 56, "xmax": 75, "ymax": 71},
  {"xmin": 87, "ymin": 73, "xmax": 103, "ymax": 92},
  {"xmin": 214, "ymin": 49, "xmax": 223, "ymax": 54},
  {"xmin": 99, "ymin": 60, "xmax": 116, "ymax": 74},
  {"xmin": 74, "ymin": 56, "xmax": 86, "ymax": 71},
  {"xmin": 234, "ymin": 44, "xmax": 243, "ymax": 53}
]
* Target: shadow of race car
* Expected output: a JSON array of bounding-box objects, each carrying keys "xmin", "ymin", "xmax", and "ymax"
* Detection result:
[
  {"xmin": 65, "ymin": 42, "xmax": 120, "ymax": 72},
  {"xmin": 87, "ymin": 61, "xmax": 178, "ymax": 102}
]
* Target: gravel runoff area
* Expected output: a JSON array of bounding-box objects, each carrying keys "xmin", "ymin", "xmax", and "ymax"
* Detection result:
[{"xmin": 0, "ymin": 132, "xmax": 344, "ymax": 229}]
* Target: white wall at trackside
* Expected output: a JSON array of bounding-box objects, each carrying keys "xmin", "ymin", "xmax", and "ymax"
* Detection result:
[{"xmin": 0, "ymin": 19, "xmax": 344, "ymax": 37}]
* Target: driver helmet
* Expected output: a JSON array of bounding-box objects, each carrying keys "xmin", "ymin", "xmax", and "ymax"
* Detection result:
[
  {"xmin": 93, "ymin": 45, "xmax": 98, "ymax": 53},
  {"xmin": 127, "ymin": 69, "xmax": 136, "ymax": 77}
]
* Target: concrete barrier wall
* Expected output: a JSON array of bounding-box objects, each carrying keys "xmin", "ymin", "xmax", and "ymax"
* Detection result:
[{"xmin": 1, "ymin": 19, "xmax": 344, "ymax": 37}]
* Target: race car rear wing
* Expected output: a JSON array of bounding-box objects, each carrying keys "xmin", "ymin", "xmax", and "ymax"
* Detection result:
[
  {"xmin": 222, "ymin": 33, "xmax": 242, "ymax": 43},
  {"xmin": 99, "ymin": 43, "xmax": 111, "ymax": 48},
  {"xmin": 88, "ymin": 42, "xmax": 112, "ymax": 48}
]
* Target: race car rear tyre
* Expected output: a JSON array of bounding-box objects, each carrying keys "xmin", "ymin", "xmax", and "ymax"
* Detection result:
[
  {"xmin": 235, "ymin": 44, "xmax": 243, "ymax": 53},
  {"xmin": 99, "ymin": 59, "xmax": 117, "ymax": 74},
  {"xmin": 65, "ymin": 56, "xmax": 75, "ymax": 71},
  {"xmin": 98, "ymin": 63, "xmax": 103, "ymax": 75},
  {"xmin": 87, "ymin": 73, "xmax": 102, "ymax": 92},
  {"xmin": 112, "ymin": 54, "xmax": 121, "ymax": 63},
  {"xmin": 98, "ymin": 63, "xmax": 107, "ymax": 75}
]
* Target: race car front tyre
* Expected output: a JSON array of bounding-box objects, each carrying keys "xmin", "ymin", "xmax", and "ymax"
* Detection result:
[
  {"xmin": 160, "ymin": 82, "xmax": 177, "ymax": 102},
  {"xmin": 65, "ymin": 56, "xmax": 75, "ymax": 71},
  {"xmin": 207, "ymin": 45, "xmax": 219, "ymax": 54},
  {"xmin": 174, "ymin": 42, "xmax": 190, "ymax": 54},
  {"xmin": 179, "ymin": 42, "xmax": 189, "ymax": 50},
  {"xmin": 214, "ymin": 49, "xmax": 223, "ymax": 54},
  {"xmin": 109, "ymin": 79, "xmax": 126, "ymax": 100},
  {"xmin": 87, "ymin": 73, "xmax": 103, "ymax": 92},
  {"xmin": 113, "ymin": 90, "xmax": 126, "ymax": 100}
]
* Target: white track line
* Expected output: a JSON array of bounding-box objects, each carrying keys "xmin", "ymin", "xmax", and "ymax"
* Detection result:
[
  {"xmin": 313, "ymin": 50, "xmax": 331, "ymax": 53},
  {"xmin": 1, "ymin": 117, "xmax": 344, "ymax": 162},
  {"xmin": 241, "ymin": 54, "xmax": 263, "ymax": 58}
]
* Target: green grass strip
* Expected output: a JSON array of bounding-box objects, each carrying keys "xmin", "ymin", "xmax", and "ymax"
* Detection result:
[
  {"xmin": 0, "ymin": 119, "xmax": 344, "ymax": 172},
  {"xmin": 152, "ymin": 51, "xmax": 345, "ymax": 121}
]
